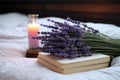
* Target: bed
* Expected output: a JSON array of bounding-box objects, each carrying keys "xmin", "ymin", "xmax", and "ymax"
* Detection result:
[
  {"xmin": 0, "ymin": 0, "xmax": 120, "ymax": 80},
  {"xmin": 0, "ymin": 12, "xmax": 120, "ymax": 80}
]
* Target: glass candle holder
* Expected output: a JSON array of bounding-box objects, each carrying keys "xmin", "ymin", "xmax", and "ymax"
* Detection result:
[{"xmin": 28, "ymin": 14, "xmax": 40, "ymax": 49}]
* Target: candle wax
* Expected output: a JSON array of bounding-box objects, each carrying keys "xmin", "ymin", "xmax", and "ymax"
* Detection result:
[{"xmin": 28, "ymin": 23, "xmax": 39, "ymax": 49}]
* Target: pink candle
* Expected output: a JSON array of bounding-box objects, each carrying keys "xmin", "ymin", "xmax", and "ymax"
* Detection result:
[{"xmin": 28, "ymin": 22, "xmax": 40, "ymax": 49}]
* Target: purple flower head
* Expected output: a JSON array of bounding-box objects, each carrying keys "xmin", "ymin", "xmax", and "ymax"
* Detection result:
[
  {"xmin": 92, "ymin": 30, "xmax": 99, "ymax": 34},
  {"xmin": 66, "ymin": 17, "xmax": 80, "ymax": 25},
  {"xmin": 69, "ymin": 53, "xmax": 78, "ymax": 59}
]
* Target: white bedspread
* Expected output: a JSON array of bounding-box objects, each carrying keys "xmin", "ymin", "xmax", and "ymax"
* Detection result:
[
  {"xmin": 0, "ymin": 13, "xmax": 120, "ymax": 80},
  {"xmin": 0, "ymin": 57, "xmax": 120, "ymax": 80}
]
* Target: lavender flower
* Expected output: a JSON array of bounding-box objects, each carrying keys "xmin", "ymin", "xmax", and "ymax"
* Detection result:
[{"xmin": 37, "ymin": 18, "xmax": 96, "ymax": 58}]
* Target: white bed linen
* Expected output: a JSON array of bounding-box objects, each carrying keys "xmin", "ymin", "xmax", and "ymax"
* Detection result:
[
  {"xmin": 0, "ymin": 57, "xmax": 120, "ymax": 80},
  {"xmin": 0, "ymin": 13, "xmax": 120, "ymax": 80}
]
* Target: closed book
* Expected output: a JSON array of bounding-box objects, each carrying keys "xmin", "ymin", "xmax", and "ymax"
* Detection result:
[
  {"xmin": 37, "ymin": 52, "xmax": 110, "ymax": 69},
  {"xmin": 37, "ymin": 58, "xmax": 109, "ymax": 74}
]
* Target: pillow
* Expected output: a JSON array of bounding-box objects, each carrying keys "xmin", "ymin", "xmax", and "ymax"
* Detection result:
[
  {"xmin": 0, "ymin": 12, "xmax": 29, "ymax": 29},
  {"xmin": 0, "ymin": 13, "xmax": 29, "ymax": 57},
  {"xmin": 0, "ymin": 12, "xmax": 29, "ymax": 39}
]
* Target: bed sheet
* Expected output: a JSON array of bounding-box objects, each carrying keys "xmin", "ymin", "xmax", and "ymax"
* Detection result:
[
  {"xmin": 0, "ymin": 57, "xmax": 120, "ymax": 80},
  {"xmin": 0, "ymin": 13, "xmax": 120, "ymax": 80}
]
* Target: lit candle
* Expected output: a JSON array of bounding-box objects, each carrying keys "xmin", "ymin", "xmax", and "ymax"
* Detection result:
[{"xmin": 28, "ymin": 14, "xmax": 40, "ymax": 49}]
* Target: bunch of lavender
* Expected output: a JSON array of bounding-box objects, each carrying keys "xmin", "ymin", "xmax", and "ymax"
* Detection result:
[
  {"xmin": 34, "ymin": 17, "xmax": 120, "ymax": 58},
  {"xmin": 34, "ymin": 18, "xmax": 99, "ymax": 59}
]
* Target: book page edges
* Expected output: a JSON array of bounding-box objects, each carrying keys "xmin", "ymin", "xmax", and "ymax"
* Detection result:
[
  {"xmin": 38, "ymin": 53, "xmax": 110, "ymax": 69},
  {"xmin": 37, "ymin": 58, "xmax": 109, "ymax": 74},
  {"xmin": 38, "ymin": 53, "xmax": 62, "ymax": 67}
]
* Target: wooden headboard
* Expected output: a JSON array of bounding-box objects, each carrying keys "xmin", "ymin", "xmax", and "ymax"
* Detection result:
[{"xmin": 0, "ymin": 0, "xmax": 120, "ymax": 26}]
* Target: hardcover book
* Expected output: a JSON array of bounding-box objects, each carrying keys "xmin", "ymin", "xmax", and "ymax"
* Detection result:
[{"xmin": 37, "ymin": 52, "xmax": 111, "ymax": 74}]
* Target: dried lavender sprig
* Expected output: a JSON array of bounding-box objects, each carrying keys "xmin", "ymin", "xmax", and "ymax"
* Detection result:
[
  {"xmin": 40, "ymin": 24, "xmax": 58, "ymax": 29},
  {"xmin": 39, "ymin": 18, "xmax": 96, "ymax": 58},
  {"xmin": 66, "ymin": 17, "xmax": 80, "ymax": 25}
]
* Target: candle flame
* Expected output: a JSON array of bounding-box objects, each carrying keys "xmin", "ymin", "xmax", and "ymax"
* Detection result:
[
  {"xmin": 29, "ymin": 14, "xmax": 39, "ymax": 24},
  {"xmin": 32, "ymin": 14, "xmax": 35, "ymax": 24}
]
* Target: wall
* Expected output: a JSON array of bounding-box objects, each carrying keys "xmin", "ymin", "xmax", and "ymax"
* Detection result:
[{"xmin": 0, "ymin": 0, "xmax": 120, "ymax": 25}]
